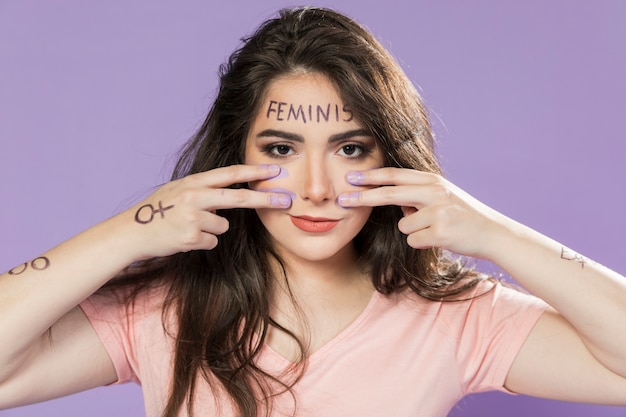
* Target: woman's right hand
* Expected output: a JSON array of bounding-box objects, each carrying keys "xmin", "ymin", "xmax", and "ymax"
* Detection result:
[
  {"xmin": 0, "ymin": 166, "xmax": 291, "ymax": 409},
  {"xmin": 125, "ymin": 164, "xmax": 291, "ymax": 259}
]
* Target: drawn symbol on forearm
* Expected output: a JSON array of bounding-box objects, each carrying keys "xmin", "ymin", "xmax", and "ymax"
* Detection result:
[
  {"xmin": 8, "ymin": 256, "xmax": 50, "ymax": 275},
  {"xmin": 560, "ymin": 247, "xmax": 592, "ymax": 269},
  {"xmin": 134, "ymin": 201, "xmax": 175, "ymax": 224}
]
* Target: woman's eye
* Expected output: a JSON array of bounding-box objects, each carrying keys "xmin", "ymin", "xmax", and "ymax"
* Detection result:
[
  {"xmin": 338, "ymin": 144, "xmax": 364, "ymax": 158},
  {"xmin": 265, "ymin": 144, "xmax": 294, "ymax": 157},
  {"xmin": 275, "ymin": 145, "xmax": 291, "ymax": 155}
]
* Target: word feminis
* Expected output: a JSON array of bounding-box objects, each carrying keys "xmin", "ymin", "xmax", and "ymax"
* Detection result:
[{"xmin": 266, "ymin": 101, "xmax": 354, "ymax": 123}]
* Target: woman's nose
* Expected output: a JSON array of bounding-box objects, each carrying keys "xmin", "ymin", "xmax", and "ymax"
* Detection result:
[{"xmin": 300, "ymin": 156, "xmax": 334, "ymax": 203}]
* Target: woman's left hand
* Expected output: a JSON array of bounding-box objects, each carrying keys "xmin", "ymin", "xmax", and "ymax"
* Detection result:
[
  {"xmin": 338, "ymin": 167, "xmax": 513, "ymax": 260},
  {"xmin": 340, "ymin": 167, "xmax": 626, "ymax": 400}
]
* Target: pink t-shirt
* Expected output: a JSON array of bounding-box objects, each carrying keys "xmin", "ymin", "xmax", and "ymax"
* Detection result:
[{"xmin": 80, "ymin": 280, "xmax": 547, "ymax": 416}]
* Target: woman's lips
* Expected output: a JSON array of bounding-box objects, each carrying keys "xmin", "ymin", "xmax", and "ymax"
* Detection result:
[{"xmin": 290, "ymin": 215, "xmax": 340, "ymax": 233}]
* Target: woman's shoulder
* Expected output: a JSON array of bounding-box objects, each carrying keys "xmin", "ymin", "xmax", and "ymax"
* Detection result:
[
  {"xmin": 82, "ymin": 277, "xmax": 174, "ymax": 326},
  {"xmin": 381, "ymin": 277, "xmax": 546, "ymax": 318}
]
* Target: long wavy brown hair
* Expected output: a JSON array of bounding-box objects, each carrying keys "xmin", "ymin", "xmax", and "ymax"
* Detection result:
[{"xmin": 104, "ymin": 6, "xmax": 482, "ymax": 417}]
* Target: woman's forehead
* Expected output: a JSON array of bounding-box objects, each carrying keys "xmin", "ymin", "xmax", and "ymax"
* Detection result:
[{"xmin": 262, "ymin": 72, "xmax": 343, "ymax": 104}]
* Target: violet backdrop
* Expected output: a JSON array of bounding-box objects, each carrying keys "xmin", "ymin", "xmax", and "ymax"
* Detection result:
[{"xmin": 1, "ymin": 1, "xmax": 625, "ymax": 416}]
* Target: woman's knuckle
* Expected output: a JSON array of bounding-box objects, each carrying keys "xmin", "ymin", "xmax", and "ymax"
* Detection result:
[
  {"xmin": 386, "ymin": 168, "xmax": 399, "ymax": 182},
  {"xmin": 382, "ymin": 187, "xmax": 396, "ymax": 202},
  {"xmin": 431, "ymin": 183, "xmax": 450, "ymax": 200},
  {"xmin": 177, "ymin": 189, "xmax": 198, "ymax": 205},
  {"xmin": 430, "ymin": 224, "xmax": 444, "ymax": 241},
  {"xmin": 182, "ymin": 210, "xmax": 200, "ymax": 225},
  {"xmin": 179, "ymin": 174, "xmax": 199, "ymax": 189},
  {"xmin": 180, "ymin": 230, "xmax": 201, "ymax": 247},
  {"xmin": 233, "ymin": 189, "xmax": 248, "ymax": 205}
]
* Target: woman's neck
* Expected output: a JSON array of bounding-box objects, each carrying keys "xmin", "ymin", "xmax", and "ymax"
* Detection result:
[
  {"xmin": 266, "ymin": 243, "xmax": 375, "ymax": 360},
  {"xmin": 270, "ymin": 242, "xmax": 371, "ymax": 301}
]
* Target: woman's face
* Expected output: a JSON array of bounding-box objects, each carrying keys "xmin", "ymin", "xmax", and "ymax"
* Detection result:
[{"xmin": 244, "ymin": 72, "xmax": 383, "ymax": 264}]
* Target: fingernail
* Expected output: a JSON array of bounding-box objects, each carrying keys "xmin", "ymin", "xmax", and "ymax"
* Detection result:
[
  {"xmin": 346, "ymin": 171, "xmax": 364, "ymax": 185},
  {"xmin": 271, "ymin": 194, "xmax": 292, "ymax": 208},
  {"xmin": 274, "ymin": 167, "xmax": 288, "ymax": 179},
  {"xmin": 338, "ymin": 192, "xmax": 361, "ymax": 206},
  {"xmin": 262, "ymin": 164, "xmax": 281, "ymax": 175}
]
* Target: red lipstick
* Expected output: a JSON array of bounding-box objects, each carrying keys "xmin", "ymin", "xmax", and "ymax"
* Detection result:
[{"xmin": 290, "ymin": 215, "xmax": 339, "ymax": 233}]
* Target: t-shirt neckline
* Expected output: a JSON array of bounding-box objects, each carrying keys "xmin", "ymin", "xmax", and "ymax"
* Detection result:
[{"xmin": 261, "ymin": 289, "xmax": 383, "ymax": 366}]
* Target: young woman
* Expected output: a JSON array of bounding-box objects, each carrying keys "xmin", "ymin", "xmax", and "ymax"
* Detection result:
[{"xmin": 1, "ymin": 6, "xmax": 625, "ymax": 417}]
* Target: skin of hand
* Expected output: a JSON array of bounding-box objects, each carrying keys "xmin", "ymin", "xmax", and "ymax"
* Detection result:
[
  {"xmin": 125, "ymin": 164, "xmax": 292, "ymax": 260},
  {"xmin": 337, "ymin": 167, "xmax": 509, "ymax": 260}
]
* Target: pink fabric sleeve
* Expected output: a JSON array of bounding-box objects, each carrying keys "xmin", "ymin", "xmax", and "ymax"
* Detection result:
[
  {"xmin": 443, "ymin": 281, "xmax": 549, "ymax": 395},
  {"xmin": 80, "ymin": 292, "xmax": 139, "ymax": 384}
]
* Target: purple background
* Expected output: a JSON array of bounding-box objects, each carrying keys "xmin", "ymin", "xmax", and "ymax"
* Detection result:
[{"xmin": 1, "ymin": 1, "xmax": 625, "ymax": 416}]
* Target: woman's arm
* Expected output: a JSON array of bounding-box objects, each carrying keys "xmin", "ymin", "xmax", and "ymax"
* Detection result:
[
  {"xmin": 0, "ymin": 211, "xmax": 141, "ymax": 392},
  {"xmin": 489, "ymin": 216, "xmax": 626, "ymax": 378},
  {"xmin": 0, "ymin": 164, "xmax": 291, "ymax": 408},
  {"xmin": 0, "ymin": 307, "xmax": 117, "ymax": 409},
  {"xmin": 339, "ymin": 167, "xmax": 626, "ymax": 403},
  {"xmin": 505, "ymin": 306, "xmax": 626, "ymax": 404}
]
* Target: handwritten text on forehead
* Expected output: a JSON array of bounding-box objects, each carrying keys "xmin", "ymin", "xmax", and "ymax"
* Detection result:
[{"xmin": 265, "ymin": 100, "xmax": 354, "ymax": 123}]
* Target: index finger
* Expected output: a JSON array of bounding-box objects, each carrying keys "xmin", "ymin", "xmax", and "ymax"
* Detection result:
[
  {"xmin": 208, "ymin": 188, "xmax": 293, "ymax": 210},
  {"xmin": 192, "ymin": 164, "xmax": 283, "ymax": 188},
  {"xmin": 338, "ymin": 185, "xmax": 432, "ymax": 209},
  {"xmin": 346, "ymin": 167, "xmax": 439, "ymax": 187}
]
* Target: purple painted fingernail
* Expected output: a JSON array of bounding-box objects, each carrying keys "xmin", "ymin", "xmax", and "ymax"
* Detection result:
[
  {"xmin": 259, "ymin": 187, "xmax": 296, "ymax": 201},
  {"xmin": 270, "ymin": 194, "xmax": 292, "ymax": 208},
  {"xmin": 346, "ymin": 171, "xmax": 365, "ymax": 185},
  {"xmin": 338, "ymin": 192, "xmax": 361, "ymax": 206},
  {"xmin": 261, "ymin": 164, "xmax": 281, "ymax": 175},
  {"xmin": 273, "ymin": 166, "xmax": 289, "ymax": 179}
]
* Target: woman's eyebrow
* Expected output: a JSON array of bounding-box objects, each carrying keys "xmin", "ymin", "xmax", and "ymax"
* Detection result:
[
  {"xmin": 328, "ymin": 129, "xmax": 372, "ymax": 143},
  {"xmin": 256, "ymin": 129, "xmax": 303, "ymax": 142},
  {"xmin": 255, "ymin": 128, "xmax": 371, "ymax": 143}
]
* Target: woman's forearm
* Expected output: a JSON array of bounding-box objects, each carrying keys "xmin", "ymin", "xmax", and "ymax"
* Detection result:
[
  {"xmin": 488, "ymin": 218, "xmax": 626, "ymax": 377},
  {"xmin": 0, "ymin": 211, "xmax": 140, "ymax": 378},
  {"xmin": 0, "ymin": 164, "xmax": 292, "ymax": 381}
]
